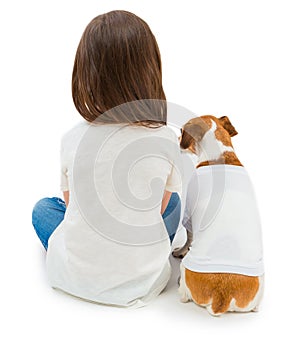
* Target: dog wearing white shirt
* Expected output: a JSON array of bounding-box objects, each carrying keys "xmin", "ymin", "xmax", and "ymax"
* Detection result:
[{"xmin": 173, "ymin": 115, "xmax": 264, "ymax": 316}]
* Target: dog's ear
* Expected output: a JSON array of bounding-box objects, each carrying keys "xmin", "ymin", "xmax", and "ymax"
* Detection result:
[
  {"xmin": 180, "ymin": 127, "xmax": 194, "ymax": 150},
  {"xmin": 180, "ymin": 119, "xmax": 210, "ymax": 150},
  {"xmin": 218, "ymin": 116, "xmax": 238, "ymax": 137}
]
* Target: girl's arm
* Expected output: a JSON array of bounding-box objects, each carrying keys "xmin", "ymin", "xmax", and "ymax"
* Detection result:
[
  {"xmin": 63, "ymin": 191, "xmax": 69, "ymax": 207},
  {"xmin": 161, "ymin": 190, "xmax": 172, "ymax": 215}
]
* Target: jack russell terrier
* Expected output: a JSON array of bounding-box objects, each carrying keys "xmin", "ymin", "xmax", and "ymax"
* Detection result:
[{"xmin": 173, "ymin": 115, "xmax": 264, "ymax": 316}]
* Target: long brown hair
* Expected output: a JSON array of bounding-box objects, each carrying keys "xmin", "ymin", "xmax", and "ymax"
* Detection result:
[{"xmin": 72, "ymin": 10, "xmax": 166, "ymax": 127}]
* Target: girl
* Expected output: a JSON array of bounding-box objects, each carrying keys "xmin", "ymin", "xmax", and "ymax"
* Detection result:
[{"xmin": 32, "ymin": 10, "xmax": 182, "ymax": 307}]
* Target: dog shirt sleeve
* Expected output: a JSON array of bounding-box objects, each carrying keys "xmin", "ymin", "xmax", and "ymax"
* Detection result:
[{"xmin": 182, "ymin": 172, "xmax": 198, "ymax": 232}]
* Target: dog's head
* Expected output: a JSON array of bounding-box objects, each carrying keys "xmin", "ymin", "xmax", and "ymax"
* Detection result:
[{"xmin": 180, "ymin": 115, "xmax": 238, "ymax": 154}]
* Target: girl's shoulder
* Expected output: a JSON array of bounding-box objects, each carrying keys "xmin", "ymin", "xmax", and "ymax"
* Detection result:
[
  {"xmin": 144, "ymin": 124, "xmax": 179, "ymax": 142},
  {"xmin": 60, "ymin": 120, "xmax": 90, "ymax": 149},
  {"xmin": 60, "ymin": 121, "xmax": 179, "ymax": 149}
]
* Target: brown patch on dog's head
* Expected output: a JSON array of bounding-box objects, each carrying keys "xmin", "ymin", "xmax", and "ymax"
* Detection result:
[{"xmin": 180, "ymin": 116, "xmax": 213, "ymax": 153}]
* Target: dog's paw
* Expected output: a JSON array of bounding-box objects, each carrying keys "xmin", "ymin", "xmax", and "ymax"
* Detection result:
[
  {"xmin": 178, "ymin": 280, "xmax": 190, "ymax": 303},
  {"xmin": 180, "ymin": 293, "xmax": 190, "ymax": 303},
  {"xmin": 172, "ymin": 245, "xmax": 189, "ymax": 259}
]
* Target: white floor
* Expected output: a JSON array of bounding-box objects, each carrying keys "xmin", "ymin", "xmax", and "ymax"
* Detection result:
[{"xmin": 2, "ymin": 214, "xmax": 298, "ymax": 344}]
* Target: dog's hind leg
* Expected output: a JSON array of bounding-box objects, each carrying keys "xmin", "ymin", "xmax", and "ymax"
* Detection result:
[{"xmin": 178, "ymin": 263, "xmax": 192, "ymax": 303}]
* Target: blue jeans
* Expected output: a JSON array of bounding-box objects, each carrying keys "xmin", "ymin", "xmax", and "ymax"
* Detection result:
[{"xmin": 32, "ymin": 193, "xmax": 181, "ymax": 250}]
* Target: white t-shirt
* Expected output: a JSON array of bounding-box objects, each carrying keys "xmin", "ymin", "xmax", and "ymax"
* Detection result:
[
  {"xmin": 182, "ymin": 165, "xmax": 264, "ymax": 276},
  {"xmin": 46, "ymin": 121, "xmax": 182, "ymax": 307}
]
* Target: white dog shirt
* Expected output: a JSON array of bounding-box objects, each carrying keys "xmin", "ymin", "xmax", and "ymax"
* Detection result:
[{"xmin": 182, "ymin": 164, "xmax": 264, "ymax": 276}]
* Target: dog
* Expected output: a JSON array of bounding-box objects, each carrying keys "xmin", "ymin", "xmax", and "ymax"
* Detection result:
[{"xmin": 173, "ymin": 115, "xmax": 264, "ymax": 316}]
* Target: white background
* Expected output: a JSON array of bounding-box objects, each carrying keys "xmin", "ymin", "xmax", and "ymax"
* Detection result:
[{"xmin": 1, "ymin": 0, "xmax": 299, "ymax": 342}]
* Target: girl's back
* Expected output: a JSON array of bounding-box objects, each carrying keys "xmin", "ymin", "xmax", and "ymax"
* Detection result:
[{"xmin": 46, "ymin": 121, "xmax": 181, "ymax": 307}]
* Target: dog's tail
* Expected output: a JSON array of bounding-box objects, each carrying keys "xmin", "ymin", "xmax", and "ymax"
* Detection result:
[{"xmin": 210, "ymin": 291, "xmax": 232, "ymax": 315}]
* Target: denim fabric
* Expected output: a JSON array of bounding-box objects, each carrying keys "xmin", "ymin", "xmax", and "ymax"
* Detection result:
[
  {"xmin": 161, "ymin": 192, "xmax": 181, "ymax": 243},
  {"xmin": 32, "ymin": 193, "xmax": 181, "ymax": 250},
  {"xmin": 32, "ymin": 197, "xmax": 66, "ymax": 250}
]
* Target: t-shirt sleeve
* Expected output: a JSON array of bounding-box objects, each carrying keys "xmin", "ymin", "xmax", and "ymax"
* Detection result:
[
  {"xmin": 165, "ymin": 164, "xmax": 182, "ymax": 193},
  {"xmin": 165, "ymin": 130, "xmax": 183, "ymax": 194},
  {"xmin": 60, "ymin": 139, "xmax": 69, "ymax": 192}
]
